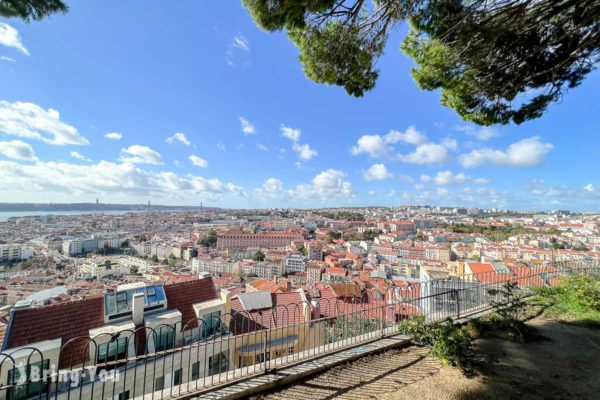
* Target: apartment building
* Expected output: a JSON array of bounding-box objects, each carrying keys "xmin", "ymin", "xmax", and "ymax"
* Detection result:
[
  {"xmin": 306, "ymin": 262, "xmax": 325, "ymax": 284},
  {"xmin": 191, "ymin": 256, "xmax": 241, "ymax": 275},
  {"xmin": 217, "ymin": 231, "xmax": 304, "ymax": 250},
  {"xmin": 0, "ymin": 244, "xmax": 33, "ymax": 262},
  {"xmin": 284, "ymin": 253, "xmax": 307, "ymax": 273},
  {"xmin": 306, "ymin": 241, "xmax": 323, "ymax": 261},
  {"xmin": 252, "ymin": 262, "xmax": 285, "ymax": 279},
  {"xmin": 62, "ymin": 236, "xmax": 122, "ymax": 256},
  {"xmin": 79, "ymin": 259, "xmax": 131, "ymax": 279},
  {"xmin": 0, "ymin": 277, "xmax": 227, "ymax": 400}
]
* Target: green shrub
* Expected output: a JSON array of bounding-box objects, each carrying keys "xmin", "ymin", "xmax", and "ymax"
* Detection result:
[
  {"xmin": 559, "ymin": 274, "xmax": 600, "ymax": 310},
  {"xmin": 398, "ymin": 317, "xmax": 471, "ymax": 367},
  {"xmin": 534, "ymin": 273, "xmax": 600, "ymax": 325}
]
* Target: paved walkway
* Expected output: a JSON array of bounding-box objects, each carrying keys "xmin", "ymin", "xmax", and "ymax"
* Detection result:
[
  {"xmin": 253, "ymin": 346, "xmax": 441, "ymax": 400},
  {"xmin": 188, "ymin": 334, "xmax": 412, "ymax": 400}
]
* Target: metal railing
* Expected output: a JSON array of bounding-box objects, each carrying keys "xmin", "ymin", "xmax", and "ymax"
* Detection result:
[{"xmin": 0, "ymin": 261, "xmax": 597, "ymax": 400}]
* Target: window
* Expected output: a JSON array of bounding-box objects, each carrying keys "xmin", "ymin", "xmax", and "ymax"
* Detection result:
[
  {"xmin": 155, "ymin": 376, "xmax": 164, "ymax": 391},
  {"xmin": 254, "ymin": 352, "xmax": 269, "ymax": 363},
  {"xmin": 202, "ymin": 311, "xmax": 221, "ymax": 337},
  {"xmin": 146, "ymin": 286, "xmax": 158, "ymax": 305},
  {"xmin": 7, "ymin": 360, "xmax": 50, "ymax": 400},
  {"xmin": 191, "ymin": 362, "xmax": 200, "ymax": 381},
  {"xmin": 153, "ymin": 326, "xmax": 175, "ymax": 352},
  {"xmin": 287, "ymin": 347, "xmax": 294, "ymax": 355},
  {"xmin": 104, "ymin": 285, "xmax": 167, "ymax": 320},
  {"xmin": 97, "ymin": 337, "xmax": 128, "ymax": 367},
  {"xmin": 238, "ymin": 356, "xmax": 247, "ymax": 368},
  {"xmin": 118, "ymin": 390, "xmax": 130, "ymax": 400},
  {"xmin": 173, "ymin": 369, "xmax": 183, "ymax": 386},
  {"xmin": 116, "ymin": 291, "xmax": 129, "ymax": 313}
]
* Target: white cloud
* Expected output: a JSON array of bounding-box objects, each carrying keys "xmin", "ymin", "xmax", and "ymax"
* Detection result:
[
  {"xmin": 0, "ymin": 22, "xmax": 29, "ymax": 55},
  {"xmin": 436, "ymin": 188, "xmax": 449, "ymax": 197},
  {"xmin": 0, "ymin": 160, "xmax": 243, "ymax": 198},
  {"xmin": 352, "ymin": 127, "xmax": 455, "ymax": 164},
  {"xmin": 420, "ymin": 170, "xmax": 469, "ymax": 185},
  {"xmin": 70, "ymin": 151, "xmax": 91, "ymax": 162},
  {"xmin": 231, "ymin": 34, "xmax": 250, "ymax": 52},
  {"xmin": 368, "ymin": 190, "xmax": 376, "ymax": 196},
  {"xmin": 473, "ymin": 178, "xmax": 490, "ymax": 185},
  {"xmin": 351, "ymin": 127, "xmax": 427, "ymax": 159},
  {"xmin": 280, "ymin": 125, "xmax": 301, "ymax": 142},
  {"xmin": 0, "ymin": 101, "xmax": 89, "ymax": 145},
  {"xmin": 523, "ymin": 180, "xmax": 600, "ymax": 209},
  {"xmin": 289, "ymin": 169, "xmax": 354, "ymax": 200},
  {"xmin": 119, "ymin": 145, "xmax": 163, "ymax": 165},
  {"xmin": 384, "ymin": 126, "xmax": 426, "ymax": 146},
  {"xmin": 363, "ymin": 163, "xmax": 392, "ymax": 181},
  {"xmin": 280, "ymin": 125, "xmax": 317, "ymax": 161},
  {"xmin": 166, "ymin": 132, "xmax": 191, "ymax": 146},
  {"xmin": 189, "ymin": 155, "xmax": 208, "ymax": 168},
  {"xmin": 257, "ymin": 143, "xmax": 269, "ymax": 152},
  {"xmin": 254, "ymin": 177, "xmax": 284, "ymax": 198},
  {"xmin": 398, "ymin": 143, "xmax": 450, "ymax": 165},
  {"xmin": 441, "ymin": 138, "xmax": 458, "ymax": 150},
  {"xmin": 396, "ymin": 175, "xmax": 415, "ymax": 184},
  {"xmin": 457, "ymin": 125, "xmax": 499, "ymax": 141},
  {"xmin": 0, "ymin": 140, "xmax": 37, "ymax": 161},
  {"xmin": 216, "ymin": 143, "xmax": 226, "ymax": 151},
  {"xmin": 0, "ymin": 56, "xmax": 15, "ymax": 62},
  {"xmin": 459, "ymin": 136, "xmax": 553, "ymax": 168},
  {"xmin": 226, "ymin": 33, "xmax": 251, "ymax": 66},
  {"xmin": 351, "ymin": 134, "xmax": 388, "ymax": 158},
  {"xmin": 292, "ymin": 142, "xmax": 317, "ymax": 161},
  {"xmin": 239, "ymin": 117, "xmax": 256, "ymax": 135},
  {"xmin": 105, "ymin": 132, "xmax": 122, "ymax": 140}
]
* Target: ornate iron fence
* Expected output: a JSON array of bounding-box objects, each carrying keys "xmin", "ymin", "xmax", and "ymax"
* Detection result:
[{"xmin": 0, "ymin": 261, "xmax": 597, "ymax": 400}]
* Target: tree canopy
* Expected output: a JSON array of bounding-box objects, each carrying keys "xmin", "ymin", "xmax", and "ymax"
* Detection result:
[
  {"xmin": 0, "ymin": 0, "xmax": 68, "ymax": 21},
  {"xmin": 243, "ymin": 0, "xmax": 600, "ymax": 125},
  {"xmin": 198, "ymin": 230, "xmax": 218, "ymax": 247},
  {"xmin": 252, "ymin": 249, "xmax": 266, "ymax": 261}
]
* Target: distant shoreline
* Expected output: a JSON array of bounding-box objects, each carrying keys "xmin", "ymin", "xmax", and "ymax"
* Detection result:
[{"xmin": 0, "ymin": 202, "xmax": 213, "ymax": 213}]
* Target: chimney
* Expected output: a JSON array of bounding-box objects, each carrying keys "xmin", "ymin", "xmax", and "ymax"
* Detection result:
[
  {"xmin": 311, "ymin": 300, "xmax": 320, "ymax": 321},
  {"xmin": 286, "ymin": 280, "xmax": 292, "ymax": 292},
  {"xmin": 132, "ymin": 292, "xmax": 145, "ymax": 326},
  {"xmin": 220, "ymin": 289, "xmax": 232, "ymax": 326},
  {"xmin": 273, "ymin": 275, "xmax": 278, "ymax": 284}
]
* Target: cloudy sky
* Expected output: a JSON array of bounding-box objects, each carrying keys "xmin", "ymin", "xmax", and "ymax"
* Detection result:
[{"xmin": 0, "ymin": 2, "xmax": 599, "ymax": 211}]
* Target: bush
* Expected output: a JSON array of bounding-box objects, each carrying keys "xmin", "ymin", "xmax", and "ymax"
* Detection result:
[
  {"xmin": 534, "ymin": 273, "xmax": 600, "ymax": 325},
  {"xmin": 559, "ymin": 274, "xmax": 600, "ymax": 310},
  {"xmin": 398, "ymin": 317, "xmax": 471, "ymax": 367}
]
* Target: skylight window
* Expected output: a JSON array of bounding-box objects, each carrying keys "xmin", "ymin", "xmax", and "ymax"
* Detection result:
[{"xmin": 103, "ymin": 285, "xmax": 167, "ymax": 320}]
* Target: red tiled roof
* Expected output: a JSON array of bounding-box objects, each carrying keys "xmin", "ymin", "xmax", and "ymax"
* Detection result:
[
  {"xmin": 468, "ymin": 262, "xmax": 494, "ymax": 274},
  {"xmin": 164, "ymin": 277, "xmax": 219, "ymax": 328},
  {"xmin": 230, "ymin": 291, "xmax": 306, "ymax": 333},
  {"xmin": 2, "ymin": 278, "xmax": 219, "ymax": 366},
  {"xmin": 4, "ymin": 296, "xmax": 105, "ymax": 367}
]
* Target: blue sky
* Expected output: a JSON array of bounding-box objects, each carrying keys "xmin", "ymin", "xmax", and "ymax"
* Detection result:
[{"xmin": 0, "ymin": 1, "xmax": 598, "ymax": 211}]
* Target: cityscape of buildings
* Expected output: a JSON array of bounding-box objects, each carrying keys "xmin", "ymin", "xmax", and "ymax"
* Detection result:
[{"xmin": 0, "ymin": 205, "xmax": 598, "ymax": 397}]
